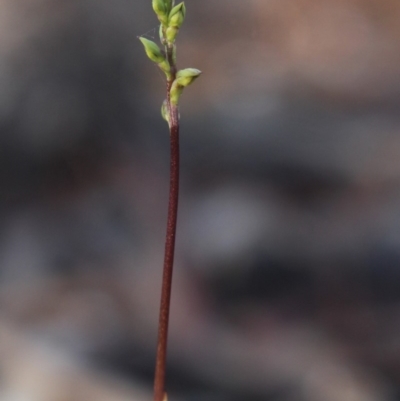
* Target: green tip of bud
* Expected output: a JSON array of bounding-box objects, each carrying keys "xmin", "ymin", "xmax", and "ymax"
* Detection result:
[
  {"xmin": 176, "ymin": 68, "xmax": 202, "ymax": 86},
  {"xmin": 168, "ymin": 2, "xmax": 186, "ymax": 28},
  {"xmin": 139, "ymin": 37, "xmax": 165, "ymax": 64}
]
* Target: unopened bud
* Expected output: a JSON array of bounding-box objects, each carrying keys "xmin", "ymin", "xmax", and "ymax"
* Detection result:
[
  {"xmin": 152, "ymin": 0, "xmax": 168, "ymax": 25},
  {"xmin": 139, "ymin": 37, "xmax": 165, "ymax": 64},
  {"xmin": 176, "ymin": 68, "xmax": 202, "ymax": 86},
  {"xmin": 166, "ymin": 26, "xmax": 179, "ymax": 43},
  {"xmin": 169, "ymin": 2, "xmax": 186, "ymax": 28},
  {"xmin": 170, "ymin": 68, "xmax": 201, "ymax": 105}
]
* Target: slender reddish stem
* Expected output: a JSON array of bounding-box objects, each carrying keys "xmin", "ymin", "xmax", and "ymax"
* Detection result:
[{"xmin": 153, "ymin": 44, "xmax": 179, "ymax": 401}]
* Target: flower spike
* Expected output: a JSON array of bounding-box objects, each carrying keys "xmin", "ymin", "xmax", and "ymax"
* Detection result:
[{"xmin": 138, "ymin": 5, "xmax": 202, "ymax": 401}]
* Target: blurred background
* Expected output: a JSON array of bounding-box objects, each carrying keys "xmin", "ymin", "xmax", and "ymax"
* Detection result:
[{"xmin": 0, "ymin": 0, "xmax": 399, "ymax": 400}]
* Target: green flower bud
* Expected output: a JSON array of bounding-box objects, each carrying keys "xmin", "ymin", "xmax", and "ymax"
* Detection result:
[
  {"xmin": 170, "ymin": 81, "xmax": 184, "ymax": 106},
  {"xmin": 169, "ymin": 2, "xmax": 186, "ymax": 28},
  {"xmin": 161, "ymin": 99, "xmax": 170, "ymax": 124},
  {"xmin": 139, "ymin": 37, "xmax": 165, "ymax": 64},
  {"xmin": 176, "ymin": 68, "xmax": 202, "ymax": 86},
  {"xmin": 152, "ymin": 0, "xmax": 168, "ymax": 25},
  {"xmin": 170, "ymin": 68, "xmax": 201, "ymax": 105},
  {"xmin": 166, "ymin": 26, "xmax": 179, "ymax": 43}
]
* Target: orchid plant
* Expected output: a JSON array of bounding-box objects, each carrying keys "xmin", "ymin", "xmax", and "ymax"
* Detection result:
[{"xmin": 139, "ymin": 2, "xmax": 201, "ymax": 401}]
